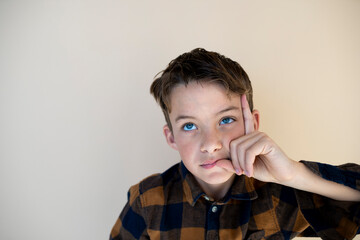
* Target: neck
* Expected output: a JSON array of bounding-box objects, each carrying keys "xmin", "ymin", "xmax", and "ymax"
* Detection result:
[{"xmin": 196, "ymin": 174, "xmax": 236, "ymax": 201}]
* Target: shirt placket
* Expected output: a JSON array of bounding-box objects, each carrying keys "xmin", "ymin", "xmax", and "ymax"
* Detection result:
[{"xmin": 205, "ymin": 199, "xmax": 222, "ymax": 240}]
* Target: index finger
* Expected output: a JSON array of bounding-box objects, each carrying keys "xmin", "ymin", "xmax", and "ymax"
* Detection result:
[
  {"xmin": 216, "ymin": 159, "xmax": 236, "ymax": 173},
  {"xmin": 241, "ymin": 94, "xmax": 254, "ymax": 134}
]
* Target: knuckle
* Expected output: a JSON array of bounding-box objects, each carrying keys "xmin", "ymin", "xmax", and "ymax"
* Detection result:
[
  {"xmin": 257, "ymin": 131, "xmax": 265, "ymax": 137},
  {"xmin": 258, "ymin": 132, "xmax": 269, "ymax": 140},
  {"xmin": 230, "ymin": 140, "xmax": 237, "ymax": 149}
]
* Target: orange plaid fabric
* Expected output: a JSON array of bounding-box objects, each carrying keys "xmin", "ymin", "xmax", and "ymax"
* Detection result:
[{"xmin": 110, "ymin": 161, "xmax": 360, "ymax": 239}]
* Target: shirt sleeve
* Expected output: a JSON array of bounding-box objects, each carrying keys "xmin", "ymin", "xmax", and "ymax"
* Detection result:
[
  {"xmin": 295, "ymin": 161, "xmax": 360, "ymax": 240},
  {"xmin": 110, "ymin": 184, "xmax": 149, "ymax": 240}
]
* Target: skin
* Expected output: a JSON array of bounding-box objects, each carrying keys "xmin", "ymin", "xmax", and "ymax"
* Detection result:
[{"xmin": 164, "ymin": 81, "xmax": 360, "ymax": 201}]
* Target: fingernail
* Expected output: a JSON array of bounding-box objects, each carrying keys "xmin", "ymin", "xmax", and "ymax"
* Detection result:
[
  {"xmin": 244, "ymin": 170, "xmax": 250, "ymax": 177},
  {"xmin": 235, "ymin": 169, "xmax": 240, "ymax": 175}
]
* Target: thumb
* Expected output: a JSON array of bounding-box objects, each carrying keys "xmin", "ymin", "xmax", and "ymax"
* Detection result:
[{"xmin": 216, "ymin": 159, "xmax": 236, "ymax": 173}]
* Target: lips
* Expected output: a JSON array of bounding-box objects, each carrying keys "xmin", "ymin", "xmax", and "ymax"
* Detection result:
[{"xmin": 200, "ymin": 158, "xmax": 230, "ymax": 169}]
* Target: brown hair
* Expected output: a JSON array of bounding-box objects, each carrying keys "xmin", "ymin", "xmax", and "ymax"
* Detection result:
[{"xmin": 150, "ymin": 48, "xmax": 253, "ymax": 131}]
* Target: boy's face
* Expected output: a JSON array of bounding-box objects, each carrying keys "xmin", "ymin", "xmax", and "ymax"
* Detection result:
[{"xmin": 163, "ymin": 81, "xmax": 258, "ymax": 189}]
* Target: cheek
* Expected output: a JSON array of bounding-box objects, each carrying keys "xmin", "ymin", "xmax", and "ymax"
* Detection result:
[
  {"xmin": 223, "ymin": 126, "xmax": 245, "ymax": 147},
  {"xmin": 176, "ymin": 136, "xmax": 199, "ymax": 158}
]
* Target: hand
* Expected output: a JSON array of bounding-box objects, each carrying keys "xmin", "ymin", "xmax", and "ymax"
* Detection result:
[
  {"xmin": 218, "ymin": 95, "xmax": 360, "ymax": 201},
  {"xmin": 220, "ymin": 95, "xmax": 298, "ymax": 184}
]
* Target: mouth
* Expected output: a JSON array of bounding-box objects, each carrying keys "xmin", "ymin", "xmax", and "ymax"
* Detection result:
[{"xmin": 200, "ymin": 158, "xmax": 230, "ymax": 169}]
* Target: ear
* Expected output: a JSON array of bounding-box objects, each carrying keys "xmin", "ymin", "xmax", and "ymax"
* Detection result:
[
  {"xmin": 251, "ymin": 109, "xmax": 260, "ymax": 131},
  {"xmin": 163, "ymin": 125, "xmax": 178, "ymax": 151}
]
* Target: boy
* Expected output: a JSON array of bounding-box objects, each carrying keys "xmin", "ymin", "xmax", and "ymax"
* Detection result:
[{"xmin": 110, "ymin": 48, "xmax": 360, "ymax": 239}]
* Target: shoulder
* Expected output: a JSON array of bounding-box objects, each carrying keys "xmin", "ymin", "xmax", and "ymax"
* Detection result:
[{"xmin": 128, "ymin": 163, "xmax": 182, "ymax": 207}]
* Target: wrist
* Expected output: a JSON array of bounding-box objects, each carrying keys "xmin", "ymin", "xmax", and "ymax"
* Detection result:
[{"xmin": 278, "ymin": 160, "xmax": 307, "ymax": 188}]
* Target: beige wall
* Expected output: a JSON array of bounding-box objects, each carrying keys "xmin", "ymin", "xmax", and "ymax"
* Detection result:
[{"xmin": 0, "ymin": 0, "xmax": 359, "ymax": 239}]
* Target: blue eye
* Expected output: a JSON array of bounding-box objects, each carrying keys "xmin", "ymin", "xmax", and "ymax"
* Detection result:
[
  {"xmin": 183, "ymin": 123, "xmax": 197, "ymax": 131},
  {"xmin": 220, "ymin": 117, "xmax": 234, "ymax": 125}
]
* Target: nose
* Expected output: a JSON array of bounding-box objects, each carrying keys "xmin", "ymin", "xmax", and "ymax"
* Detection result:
[{"xmin": 200, "ymin": 128, "xmax": 223, "ymax": 153}]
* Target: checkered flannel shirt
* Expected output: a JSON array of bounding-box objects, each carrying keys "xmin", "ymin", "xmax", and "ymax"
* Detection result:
[{"xmin": 110, "ymin": 161, "xmax": 360, "ymax": 239}]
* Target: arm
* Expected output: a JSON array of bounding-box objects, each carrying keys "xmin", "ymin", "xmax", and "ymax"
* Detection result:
[
  {"xmin": 281, "ymin": 160, "xmax": 360, "ymax": 201},
  {"xmin": 222, "ymin": 94, "xmax": 360, "ymax": 201}
]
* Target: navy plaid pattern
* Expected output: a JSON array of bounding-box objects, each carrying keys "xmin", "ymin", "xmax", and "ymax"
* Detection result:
[{"xmin": 110, "ymin": 161, "xmax": 360, "ymax": 239}]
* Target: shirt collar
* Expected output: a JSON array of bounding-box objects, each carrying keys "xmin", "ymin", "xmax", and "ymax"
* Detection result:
[{"xmin": 180, "ymin": 161, "xmax": 258, "ymax": 206}]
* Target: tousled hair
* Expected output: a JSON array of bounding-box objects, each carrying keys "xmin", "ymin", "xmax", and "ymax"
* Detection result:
[{"xmin": 150, "ymin": 48, "xmax": 253, "ymax": 131}]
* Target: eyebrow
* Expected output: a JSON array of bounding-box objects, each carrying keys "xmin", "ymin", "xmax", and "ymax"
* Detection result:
[
  {"xmin": 217, "ymin": 106, "xmax": 240, "ymax": 115},
  {"xmin": 175, "ymin": 106, "xmax": 240, "ymax": 123}
]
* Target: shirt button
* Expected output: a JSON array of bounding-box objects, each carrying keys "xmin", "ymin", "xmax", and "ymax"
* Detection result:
[{"xmin": 211, "ymin": 206, "xmax": 218, "ymax": 213}]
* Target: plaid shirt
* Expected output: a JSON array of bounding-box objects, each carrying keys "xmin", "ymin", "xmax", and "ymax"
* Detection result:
[{"xmin": 110, "ymin": 161, "xmax": 360, "ymax": 240}]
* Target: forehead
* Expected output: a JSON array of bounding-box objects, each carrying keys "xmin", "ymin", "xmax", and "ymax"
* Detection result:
[{"xmin": 168, "ymin": 82, "xmax": 241, "ymax": 116}]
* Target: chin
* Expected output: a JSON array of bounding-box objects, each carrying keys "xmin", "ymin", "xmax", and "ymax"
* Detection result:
[{"xmin": 201, "ymin": 171, "xmax": 234, "ymax": 185}]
